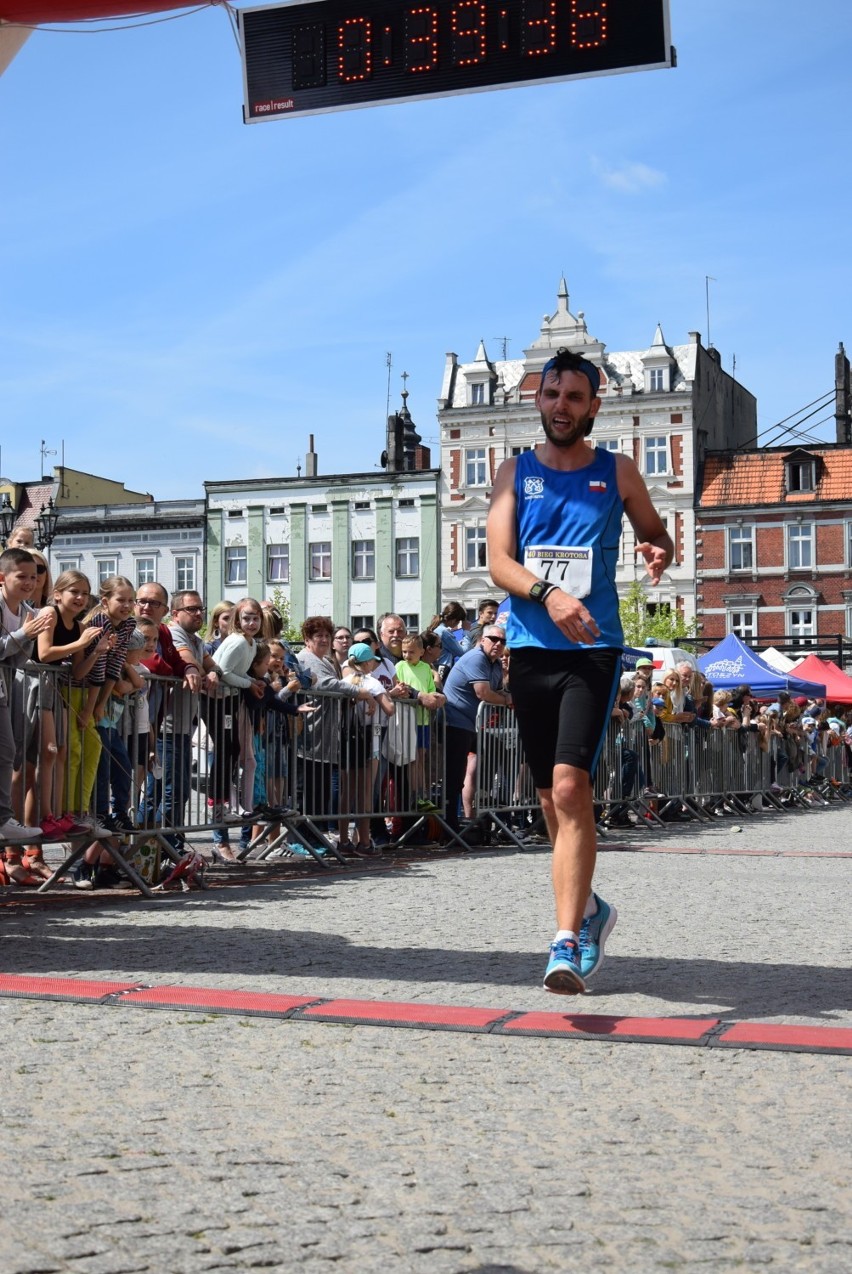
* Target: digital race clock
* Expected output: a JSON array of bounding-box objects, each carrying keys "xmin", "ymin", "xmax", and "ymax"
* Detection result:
[{"xmin": 239, "ymin": 0, "xmax": 673, "ymax": 122}]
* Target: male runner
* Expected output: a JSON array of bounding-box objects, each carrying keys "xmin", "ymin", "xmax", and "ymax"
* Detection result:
[{"xmin": 487, "ymin": 347, "xmax": 673, "ymax": 993}]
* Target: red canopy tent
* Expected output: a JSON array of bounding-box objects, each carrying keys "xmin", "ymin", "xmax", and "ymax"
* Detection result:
[{"xmin": 790, "ymin": 654, "xmax": 852, "ymax": 704}]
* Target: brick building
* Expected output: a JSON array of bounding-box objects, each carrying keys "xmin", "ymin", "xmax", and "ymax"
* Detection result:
[
  {"xmin": 437, "ymin": 278, "xmax": 756, "ymax": 622},
  {"xmin": 697, "ymin": 446, "xmax": 852, "ymax": 648}
]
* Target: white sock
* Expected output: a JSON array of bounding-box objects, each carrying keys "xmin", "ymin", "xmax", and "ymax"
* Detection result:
[
  {"xmin": 583, "ymin": 893, "xmax": 598, "ymax": 920},
  {"xmin": 554, "ymin": 929, "xmax": 578, "ymax": 944}
]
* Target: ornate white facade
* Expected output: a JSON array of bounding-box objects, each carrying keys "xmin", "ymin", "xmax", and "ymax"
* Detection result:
[{"xmin": 437, "ymin": 279, "xmax": 757, "ymax": 622}]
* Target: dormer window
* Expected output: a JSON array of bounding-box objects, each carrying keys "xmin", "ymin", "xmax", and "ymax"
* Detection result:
[
  {"xmin": 787, "ymin": 456, "xmax": 816, "ymax": 492},
  {"xmin": 470, "ymin": 382, "xmax": 485, "ymax": 406},
  {"xmin": 649, "ymin": 368, "xmax": 665, "ymax": 392}
]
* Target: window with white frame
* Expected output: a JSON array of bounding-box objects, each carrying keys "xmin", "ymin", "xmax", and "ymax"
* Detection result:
[
  {"xmin": 649, "ymin": 368, "xmax": 665, "ymax": 392},
  {"xmin": 351, "ymin": 539, "xmax": 375, "ymax": 580},
  {"xmin": 510, "ymin": 444, "xmax": 533, "ymax": 457},
  {"xmin": 788, "ymin": 522, "xmax": 813, "ymax": 570},
  {"xmin": 97, "ymin": 558, "xmax": 118, "ymax": 587},
  {"xmin": 730, "ymin": 610, "xmax": 756, "ymax": 641},
  {"xmin": 789, "ymin": 607, "xmax": 815, "ymax": 642},
  {"xmin": 786, "ymin": 585, "xmax": 816, "ymax": 643},
  {"xmin": 175, "ymin": 556, "xmax": 195, "ymax": 592},
  {"xmin": 267, "ymin": 544, "xmax": 289, "ymax": 583},
  {"xmin": 470, "ymin": 382, "xmax": 485, "ymax": 406},
  {"xmin": 395, "ymin": 537, "xmax": 419, "ymax": 578},
  {"xmin": 135, "ymin": 557, "xmax": 156, "ymax": 588},
  {"xmin": 465, "ymin": 448, "xmax": 487, "ymax": 486},
  {"xmin": 57, "ymin": 559, "xmax": 79, "ymax": 575},
  {"xmin": 399, "ymin": 613, "xmax": 419, "ymax": 632},
  {"xmin": 351, "ymin": 614, "xmax": 374, "ymax": 632},
  {"xmin": 225, "ymin": 546, "xmax": 247, "ymax": 586},
  {"xmin": 309, "ymin": 541, "xmax": 331, "ymax": 581},
  {"xmin": 599, "ymin": 438, "xmax": 620, "ymax": 453},
  {"xmin": 644, "ymin": 435, "xmax": 668, "ymax": 476},
  {"xmin": 728, "ymin": 526, "xmax": 754, "ymax": 572},
  {"xmin": 465, "ymin": 525, "xmax": 487, "ymax": 571}
]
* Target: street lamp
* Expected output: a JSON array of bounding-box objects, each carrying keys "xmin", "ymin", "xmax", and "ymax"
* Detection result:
[
  {"xmin": 35, "ymin": 497, "xmax": 60, "ymax": 551},
  {"xmin": 0, "ymin": 493, "xmax": 14, "ymax": 546}
]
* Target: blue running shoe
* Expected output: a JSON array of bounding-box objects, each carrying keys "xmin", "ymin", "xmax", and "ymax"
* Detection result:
[
  {"xmin": 578, "ymin": 893, "xmax": 618, "ymax": 980},
  {"xmin": 543, "ymin": 938, "xmax": 585, "ymax": 995}
]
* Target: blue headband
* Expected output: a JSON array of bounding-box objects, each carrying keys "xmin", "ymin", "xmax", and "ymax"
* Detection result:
[{"xmin": 540, "ymin": 354, "xmax": 601, "ymax": 397}]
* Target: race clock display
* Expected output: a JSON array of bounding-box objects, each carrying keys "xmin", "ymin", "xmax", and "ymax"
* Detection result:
[{"xmin": 239, "ymin": 0, "xmax": 673, "ymax": 122}]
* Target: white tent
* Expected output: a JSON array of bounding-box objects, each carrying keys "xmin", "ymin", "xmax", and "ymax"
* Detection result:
[{"xmin": 761, "ymin": 646, "xmax": 796, "ymax": 673}]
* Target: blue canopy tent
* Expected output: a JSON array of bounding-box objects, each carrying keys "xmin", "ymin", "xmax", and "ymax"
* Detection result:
[{"xmin": 697, "ymin": 634, "xmax": 826, "ymax": 699}]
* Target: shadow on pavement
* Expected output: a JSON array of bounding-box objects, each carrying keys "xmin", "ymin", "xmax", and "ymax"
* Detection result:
[{"xmin": 0, "ymin": 902, "xmax": 849, "ymax": 1023}]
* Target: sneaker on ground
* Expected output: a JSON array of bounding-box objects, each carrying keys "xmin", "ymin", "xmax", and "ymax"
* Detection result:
[
  {"xmin": 94, "ymin": 864, "xmax": 124, "ymax": 889},
  {"xmin": 40, "ymin": 815, "xmax": 70, "ymax": 840},
  {"xmin": 74, "ymin": 813, "xmax": 113, "ymax": 837},
  {"xmin": 543, "ymin": 938, "xmax": 585, "ymax": 995},
  {"xmin": 578, "ymin": 893, "xmax": 618, "ymax": 980},
  {"xmin": 110, "ymin": 812, "xmax": 137, "ymax": 833},
  {"xmin": 71, "ymin": 860, "xmax": 95, "ymax": 890},
  {"xmin": 57, "ymin": 814, "xmax": 94, "ymax": 836},
  {"xmin": 352, "ymin": 841, "xmax": 378, "ymax": 858},
  {"xmin": 0, "ymin": 817, "xmax": 43, "ymax": 843}
]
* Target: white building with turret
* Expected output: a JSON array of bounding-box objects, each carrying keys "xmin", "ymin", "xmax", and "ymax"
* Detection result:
[{"xmin": 436, "ymin": 279, "xmax": 758, "ymax": 625}]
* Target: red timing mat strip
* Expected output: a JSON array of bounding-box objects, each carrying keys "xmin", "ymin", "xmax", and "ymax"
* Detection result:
[{"xmin": 0, "ymin": 974, "xmax": 849, "ymax": 1054}]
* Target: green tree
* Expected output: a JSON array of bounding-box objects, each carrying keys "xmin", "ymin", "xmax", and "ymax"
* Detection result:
[
  {"xmin": 270, "ymin": 586, "xmax": 303, "ymax": 644},
  {"xmin": 619, "ymin": 579, "xmax": 697, "ymax": 649}
]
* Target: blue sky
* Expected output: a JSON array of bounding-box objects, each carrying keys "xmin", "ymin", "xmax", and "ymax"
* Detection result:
[{"xmin": 2, "ymin": 0, "xmax": 850, "ymax": 498}]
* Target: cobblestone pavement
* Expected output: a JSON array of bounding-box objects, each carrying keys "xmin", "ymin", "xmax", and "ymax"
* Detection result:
[{"xmin": 1, "ymin": 802, "xmax": 850, "ymax": 1272}]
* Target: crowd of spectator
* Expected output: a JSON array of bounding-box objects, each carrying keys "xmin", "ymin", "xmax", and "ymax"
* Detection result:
[{"xmin": 1, "ymin": 543, "xmax": 849, "ymax": 886}]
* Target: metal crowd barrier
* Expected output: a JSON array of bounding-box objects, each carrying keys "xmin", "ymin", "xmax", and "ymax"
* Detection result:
[
  {"xmin": 5, "ymin": 658, "xmax": 850, "ymax": 892},
  {"xmin": 469, "ymin": 708, "xmax": 852, "ymax": 846}
]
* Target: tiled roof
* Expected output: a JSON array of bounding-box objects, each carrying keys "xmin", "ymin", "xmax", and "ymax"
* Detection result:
[
  {"xmin": 699, "ymin": 448, "xmax": 852, "ymax": 508},
  {"xmin": 14, "ymin": 481, "xmax": 56, "ymax": 528}
]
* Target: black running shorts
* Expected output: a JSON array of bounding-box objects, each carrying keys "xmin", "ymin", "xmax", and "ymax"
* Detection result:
[{"xmin": 509, "ymin": 646, "xmax": 622, "ymax": 790}]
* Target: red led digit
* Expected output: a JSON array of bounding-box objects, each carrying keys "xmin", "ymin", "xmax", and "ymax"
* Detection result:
[
  {"xmin": 451, "ymin": 1, "xmax": 486, "ymax": 67},
  {"xmin": 498, "ymin": 8, "xmax": 509, "ymax": 51},
  {"xmin": 338, "ymin": 16, "xmax": 372, "ymax": 82},
  {"xmin": 521, "ymin": 0, "xmax": 557, "ymax": 58},
  {"xmin": 570, "ymin": 0, "xmax": 608, "ymax": 48},
  {"xmin": 405, "ymin": 7, "xmax": 439, "ymax": 73}
]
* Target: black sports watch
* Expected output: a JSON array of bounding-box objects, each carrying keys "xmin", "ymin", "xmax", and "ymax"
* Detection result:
[{"xmin": 529, "ymin": 580, "xmax": 557, "ymax": 605}]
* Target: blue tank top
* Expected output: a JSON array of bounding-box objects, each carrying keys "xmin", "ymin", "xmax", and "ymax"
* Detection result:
[{"xmin": 506, "ymin": 446, "xmax": 624, "ymax": 651}]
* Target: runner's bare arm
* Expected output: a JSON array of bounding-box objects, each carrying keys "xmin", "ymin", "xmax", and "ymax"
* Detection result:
[{"xmin": 615, "ymin": 453, "xmax": 674, "ymax": 585}]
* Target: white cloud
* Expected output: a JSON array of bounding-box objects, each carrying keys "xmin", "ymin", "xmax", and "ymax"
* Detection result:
[{"xmin": 592, "ymin": 159, "xmax": 667, "ymax": 194}]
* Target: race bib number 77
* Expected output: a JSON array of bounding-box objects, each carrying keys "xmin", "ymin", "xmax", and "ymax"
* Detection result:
[{"xmin": 524, "ymin": 545, "xmax": 593, "ymax": 599}]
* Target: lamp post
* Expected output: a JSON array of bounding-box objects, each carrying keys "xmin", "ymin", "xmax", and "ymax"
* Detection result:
[
  {"xmin": 35, "ymin": 497, "xmax": 60, "ymax": 554},
  {"xmin": 0, "ymin": 493, "xmax": 14, "ymax": 547}
]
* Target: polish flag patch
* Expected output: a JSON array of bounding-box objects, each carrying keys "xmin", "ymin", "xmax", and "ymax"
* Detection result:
[{"xmin": 589, "ymin": 480, "xmax": 607, "ymax": 492}]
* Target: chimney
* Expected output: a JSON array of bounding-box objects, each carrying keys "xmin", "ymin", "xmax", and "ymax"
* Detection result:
[
  {"xmin": 836, "ymin": 341, "xmax": 851, "ymax": 445},
  {"xmin": 305, "ymin": 434, "xmax": 318, "ymax": 478}
]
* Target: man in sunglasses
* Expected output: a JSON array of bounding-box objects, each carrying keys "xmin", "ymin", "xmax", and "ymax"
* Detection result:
[
  {"xmin": 442, "ymin": 626, "xmax": 511, "ymax": 836},
  {"xmin": 487, "ymin": 347, "xmax": 672, "ymax": 995}
]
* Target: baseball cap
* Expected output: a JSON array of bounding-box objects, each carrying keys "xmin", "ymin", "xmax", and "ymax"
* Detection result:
[
  {"xmin": 347, "ymin": 642, "xmax": 377, "ymax": 665},
  {"xmin": 635, "ymin": 656, "xmax": 654, "ymax": 669}
]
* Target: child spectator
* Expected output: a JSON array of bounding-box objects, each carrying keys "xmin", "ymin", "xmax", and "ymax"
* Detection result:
[
  {"xmin": 394, "ymin": 632, "xmax": 446, "ymax": 800},
  {"xmin": 339, "ymin": 642, "xmax": 395, "ymax": 855},
  {"xmin": 89, "ymin": 578, "xmax": 138, "ymax": 830},
  {"xmin": 204, "ymin": 602, "xmax": 233, "ymax": 656},
  {"xmin": 0, "ymin": 548, "xmax": 52, "ymax": 881}
]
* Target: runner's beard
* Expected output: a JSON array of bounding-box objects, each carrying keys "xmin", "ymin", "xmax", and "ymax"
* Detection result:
[{"xmin": 541, "ymin": 412, "xmax": 593, "ymax": 449}]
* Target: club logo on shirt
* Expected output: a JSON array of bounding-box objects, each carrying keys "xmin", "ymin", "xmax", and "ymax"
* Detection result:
[
  {"xmin": 523, "ymin": 476, "xmax": 545, "ymax": 498},
  {"xmin": 589, "ymin": 480, "xmax": 607, "ymax": 492}
]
